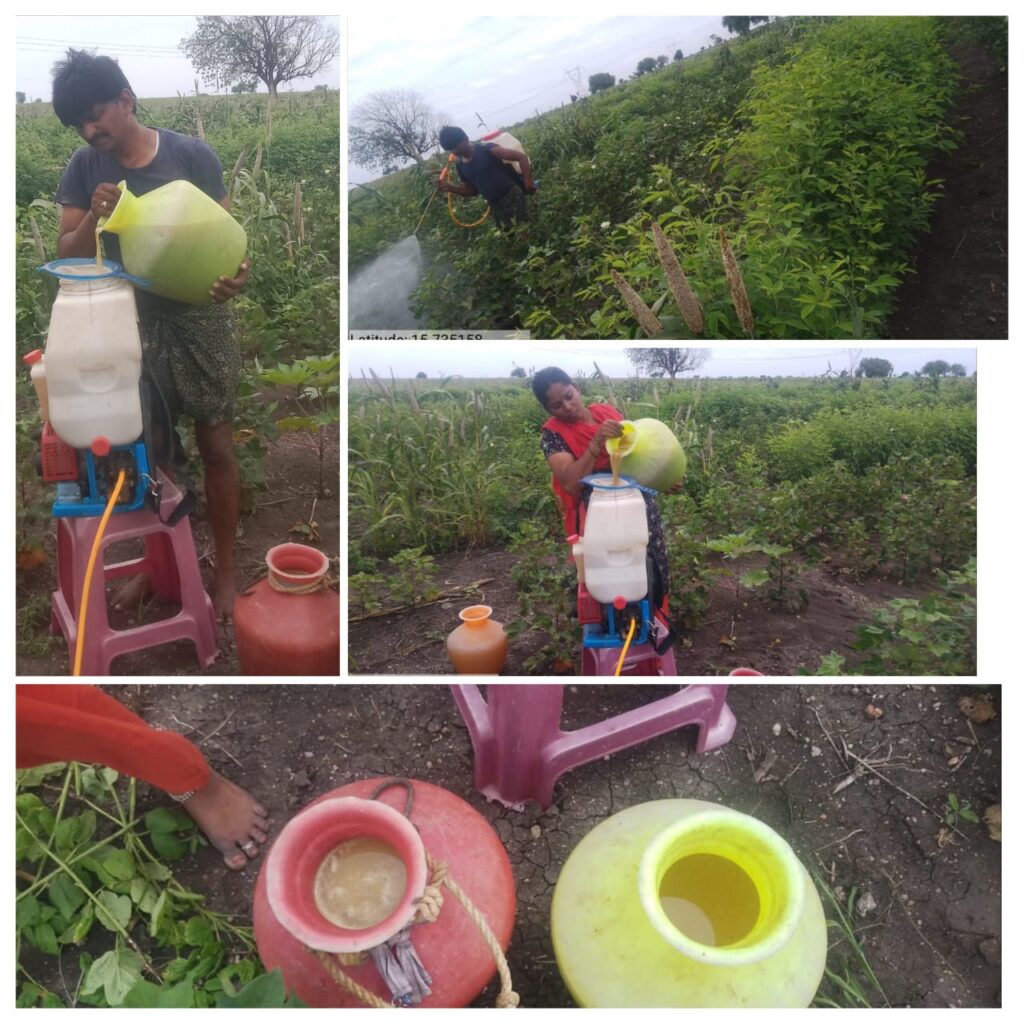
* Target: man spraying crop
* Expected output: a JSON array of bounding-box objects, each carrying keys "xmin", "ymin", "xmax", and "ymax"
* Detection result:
[{"xmin": 436, "ymin": 125, "xmax": 535, "ymax": 229}]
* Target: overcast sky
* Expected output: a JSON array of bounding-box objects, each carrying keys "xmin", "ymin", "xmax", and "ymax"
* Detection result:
[
  {"xmin": 347, "ymin": 345, "xmax": 977, "ymax": 381},
  {"xmin": 16, "ymin": 16, "xmax": 340, "ymax": 101},
  {"xmin": 348, "ymin": 16, "xmax": 722, "ymax": 185}
]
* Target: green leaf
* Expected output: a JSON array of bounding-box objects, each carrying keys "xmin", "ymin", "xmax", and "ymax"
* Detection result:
[
  {"xmin": 81, "ymin": 948, "xmax": 144, "ymax": 1007},
  {"xmin": 16, "ymin": 983, "xmax": 42, "ymax": 1008},
  {"xmin": 145, "ymin": 806, "xmax": 185, "ymax": 834},
  {"xmin": 16, "ymin": 762, "xmax": 67, "ymax": 787},
  {"xmin": 214, "ymin": 970, "xmax": 293, "ymax": 1008},
  {"xmin": 48, "ymin": 873, "xmax": 87, "ymax": 919},
  {"xmin": 149, "ymin": 890, "xmax": 169, "ymax": 938},
  {"xmin": 103, "ymin": 847, "xmax": 137, "ymax": 881},
  {"xmin": 150, "ymin": 830, "xmax": 189, "ymax": 861},
  {"xmin": 16, "ymin": 893, "xmax": 41, "ymax": 929},
  {"xmin": 184, "ymin": 916, "xmax": 215, "ymax": 946},
  {"xmin": 740, "ymin": 569, "xmax": 771, "ymax": 589},
  {"xmin": 31, "ymin": 921, "xmax": 59, "ymax": 956},
  {"xmin": 138, "ymin": 861, "xmax": 172, "ymax": 883},
  {"xmin": 60, "ymin": 902, "xmax": 95, "ymax": 945},
  {"xmin": 95, "ymin": 891, "xmax": 132, "ymax": 932},
  {"xmin": 218, "ymin": 959, "xmax": 258, "ymax": 997},
  {"xmin": 123, "ymin": 979, "xmax": 197, "ymax": 1008},
  {"xmin": 130, "ymin": 877, "xmax": 160, "ymax": 914},
  {"xmin": 80, "ymin": 766, "xmax": 119, "ymax": 801}
]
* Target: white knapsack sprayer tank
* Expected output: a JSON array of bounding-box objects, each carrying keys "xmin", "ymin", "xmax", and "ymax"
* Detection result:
[
  {"xmin": 42, "ymin": 259, "xmax": 144, "ymax": 450},
  {"xmin": 31, "ymin": 258, "xmax": 153, "ymax": 519},
  {"xmin": 479, "ymin": 130, "xmax": 526, "ymax": 174},
  {"xmin": 576, "ymin": 475, "xmax": 650, "ymax": 604}
]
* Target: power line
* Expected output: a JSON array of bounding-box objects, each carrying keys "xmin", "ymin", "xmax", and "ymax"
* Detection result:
[
  {"xmin": 18, "ymin": 35, "xmax": 183, "ymax": 53},
  {"xmin": 17, "ymin": 46, "xmax": 186, "ymax": 60}
]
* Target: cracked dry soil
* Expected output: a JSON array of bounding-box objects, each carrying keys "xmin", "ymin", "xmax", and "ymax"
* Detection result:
[{"xmin": 104, "ymin": 683, "xmax": 1000, "ymax": 1008}]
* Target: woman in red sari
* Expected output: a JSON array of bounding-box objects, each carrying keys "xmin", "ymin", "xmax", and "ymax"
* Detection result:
[{"xmin": 533, "ymin": 367, "xmax": 670, "ymax": 601}]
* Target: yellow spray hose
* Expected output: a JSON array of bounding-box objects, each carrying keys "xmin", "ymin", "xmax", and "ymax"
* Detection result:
[
  {"xmin": 72, "ymin": 470, "xmax": 126, "ymax": 676},
  {"xmin": 613, "ymin": 615, "xmax": 637, "ymax": 678},
  {"xmin": 442, "ymin": 157, "xmax": 491, "ymax": 229}
]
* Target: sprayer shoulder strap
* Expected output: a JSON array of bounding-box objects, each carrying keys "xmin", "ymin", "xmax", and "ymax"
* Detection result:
[{"xmin": 139, "ymin": 370, "xmax": 198, "ymax": 526}]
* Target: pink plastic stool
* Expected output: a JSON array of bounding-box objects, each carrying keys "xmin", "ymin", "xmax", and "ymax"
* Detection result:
[
  {"xmin": 450, "ymin": 684, "xmax": 736, "ymax": 809},
  {"xmin": 50, "ymin": 472, "xmax": 218, "ymax": 675},
  {"xmin": 581, "ymin": 616, "xmax": 677, "ymax": 676}
]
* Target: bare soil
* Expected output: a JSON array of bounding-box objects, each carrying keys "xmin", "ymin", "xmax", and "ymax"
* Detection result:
[
  {"xmin": 348, "ymin": 547, "xmax": 955, "ymax": 676},
  {"xmin": 15, "ymin": 427, "xmax": 339, "ymax": 677},
  {"xmin": 61, "ymin": 682, "xmax": 1002, "ymax": 1008},
  {"xmin": 886, "ymin": 38, "xmax": 1008, "ymax": 340}
]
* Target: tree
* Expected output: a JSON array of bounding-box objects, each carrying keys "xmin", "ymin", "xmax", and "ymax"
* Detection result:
[
  {"xmin": 181, "ymin": 16, "xmax": 338, "ymax": 97},
  {"xmin": 16, "ymin": 91, "xmax": 26, "ymax": 103},
  {"xmin": 626, "ymin": 348, "xmax": 710, "ymax": 386},
  {"xmin": 673, "ymin": 49, "xmax": 684, "ymax": 61},
  {"xmin": 856, "ymin": 357, "xmax": 894, "ymax": 378},
  {"xmin": 655, "ymin": 55, "xmax": 668, "ymax": 68},
  {"xmin": 921, "ymin": 359, "xmax": 951, "ymax": 378},
  {"xmin": 350, "ymin": 89, "xmax": 447, "ymax": 172},
  {"xmin": 415, "ymin": 371, "xmax": 428, "ymax": 379},
  {"xmin": 510, "ymin": 366, "xmax": 527, "ymax": 379},
  {"xmin": 588, "ymin": 72, "xmax": 615, "ymax": 95},
  {"xmin": 721, "ymin": 17, "xmax": 769, "ymax": 37},
  {"xmin": 950, "ymin": 363, "xmax": 967, "ymax": 377},
  {"xmin": 230, "ymin": 79, "xmax": 257, "ymax": 94},
  {"xmin": 634, "ymin": 57, "xmax": 657, "ymax": 77}
]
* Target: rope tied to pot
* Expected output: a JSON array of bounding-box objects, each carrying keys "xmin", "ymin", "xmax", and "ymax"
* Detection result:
[
  {"xmin": 314, "ymin": 778, "xmax": 520, "ymax": 1008},
  {"xmin": 266, "ymin": 572, "xmax": 331, "ymax": 595}
]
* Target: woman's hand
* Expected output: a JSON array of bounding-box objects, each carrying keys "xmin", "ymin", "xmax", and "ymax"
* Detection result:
[
  {"xmin": 589, "ymin": 420, "xmax": 624, "ymax": 453},
  {"xmin": 210, "ymin": 258, "xmax": 251, "ymax": 303}
]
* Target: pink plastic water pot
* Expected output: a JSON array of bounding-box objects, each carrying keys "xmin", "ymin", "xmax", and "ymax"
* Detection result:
[
  {"xmin": 253, "ymin": 778, "xmax": 517, "ymax": 1008},
  {"xmin": 264, "ymin": 795, "xmax": 427, "ymax": 954}
]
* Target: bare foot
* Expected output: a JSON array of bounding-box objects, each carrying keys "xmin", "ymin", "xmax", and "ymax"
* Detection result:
[
  {"xmin": 112, "ymin": 573, "xmax": 153, "ymax": 611},
  {"xmin": 179, "ymin": 771, "xmax": 270, "ymax": 870},
  {"xmin": 212, "ymin": 574, "xmax": 238, "ymax": 622}
]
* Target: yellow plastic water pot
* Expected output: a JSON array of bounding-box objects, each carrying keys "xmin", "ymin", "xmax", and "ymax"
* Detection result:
[
  {"xmin": 551, "ymin": 799, "xmax": 827, "ymax": 1007},
  {"xmin": 605, "ymin": 418, "xmax": 686, "ymax": 492},
  {"xmin": 100, "ymin": 180, "xmax": 247, "ymax": 305}
]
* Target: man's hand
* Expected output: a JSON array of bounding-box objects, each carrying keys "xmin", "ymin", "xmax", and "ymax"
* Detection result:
[
  {"xmin": 210, "ymin": 259, "xmax": 250, "ymax": 303},
  {"xmin": 91, "ymin": 183, "xmax": 122, "ymax": 222}
]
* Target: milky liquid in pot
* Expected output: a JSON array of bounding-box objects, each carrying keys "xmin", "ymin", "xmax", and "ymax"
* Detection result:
[{"xmin": 313, "ymin": 836, "xmax": 407, "ymax": 930}]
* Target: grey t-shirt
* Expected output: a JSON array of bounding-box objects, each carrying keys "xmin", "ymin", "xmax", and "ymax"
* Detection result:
[{"xmin": 56, "ymin": 127, "xmax": 226, "ymax": 273}]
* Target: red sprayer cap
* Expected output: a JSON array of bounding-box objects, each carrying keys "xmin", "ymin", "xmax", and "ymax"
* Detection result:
[
  {"xmin": 613, "ymin": 596, "xmax": 627, "ymax": 610},
  {"xmin": 91, "ymin": 437, "xmax": 111, "ymax": 457},
  {"xmin": 23, "ymin": 349, "xmax": 42, "ymax": 365},
  {"xmin": 567, "ymin": 534, "xmax": 580, "ymax": 544}
]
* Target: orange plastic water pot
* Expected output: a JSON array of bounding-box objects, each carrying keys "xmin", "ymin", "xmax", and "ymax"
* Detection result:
[
  {"xmin": 252, "ymin": 777, "xmax": 517, "ymax": 1008},
  {"xmin": 446, "ymin": 605, "xmax": 508, "ymax": 674},
  {"xmin": 233, "ymin": 543, "xmax": 339, "ymax": 676}
]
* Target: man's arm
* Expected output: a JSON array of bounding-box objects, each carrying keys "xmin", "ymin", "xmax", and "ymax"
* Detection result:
[
  {"xmin": 57, "ymin": 206, "xmax": 98, "ymax": 258},
  {"xmin": 439, "ymin": 178, "xmax": 478, "ymax": 198},
  {"xmin": 490, "ymin": 145, "xmax": 534, "ymax": 191}
]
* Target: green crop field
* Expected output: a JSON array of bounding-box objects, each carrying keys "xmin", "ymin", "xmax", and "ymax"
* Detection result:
[
  {"xmin": 349, "ymin": 368, "xmax": 976, "ymax": 676},
  {"xmin": 351, "ymin": 16, "xmax": 973, "ymax": 338}
]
